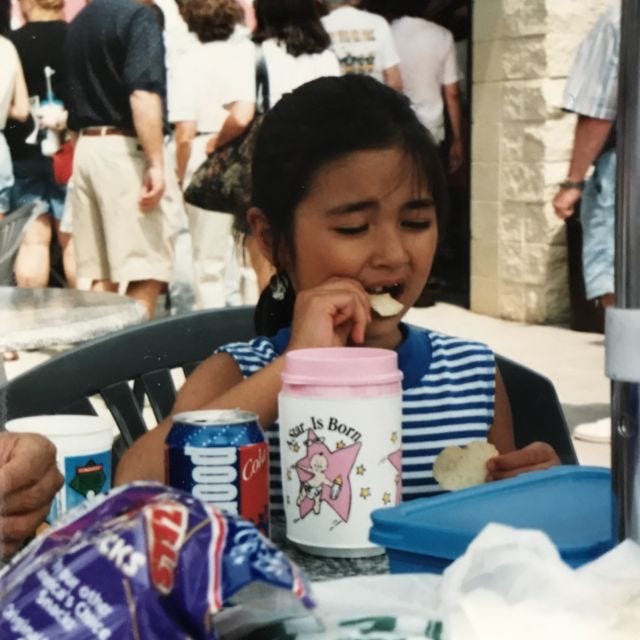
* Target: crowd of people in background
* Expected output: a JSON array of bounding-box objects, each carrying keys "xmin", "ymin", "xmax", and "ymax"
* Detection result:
[{"xmin": 0, "ymin": 0, "xmax": 467, "ymax": 343}]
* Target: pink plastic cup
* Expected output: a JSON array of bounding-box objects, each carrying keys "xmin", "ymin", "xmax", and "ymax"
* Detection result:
[{"xmin": 278, "ymin": 347, "xmax": 403, "ymax": 557}]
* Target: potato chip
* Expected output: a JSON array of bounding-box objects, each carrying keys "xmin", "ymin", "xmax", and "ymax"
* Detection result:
[
  {"xmin": 433, "ymin": 440, "xmax": 498, "ymax": 490},
  {"xmin": 368, "ymin": 293, "xmax": 403, "ymax": 317}
]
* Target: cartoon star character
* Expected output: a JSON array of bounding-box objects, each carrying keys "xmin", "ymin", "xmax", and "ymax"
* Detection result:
[
  {"xmin": 293, "ymin": 429, "xmax": 361, "ymax": 522},
  {"xmin": 296, "ymin": 453, "xmax": 334, "ymax": 515}
]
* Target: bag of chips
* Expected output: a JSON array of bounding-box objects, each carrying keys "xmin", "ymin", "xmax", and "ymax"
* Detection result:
[{"xmin": 0, "ymin": 483, "xmax": 314, "ymax": 639}]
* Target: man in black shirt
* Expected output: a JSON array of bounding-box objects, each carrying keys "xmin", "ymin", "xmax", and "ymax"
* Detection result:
[{"xmin": 65, "ymin": 0, "xmax": 177, "ymax": 318}]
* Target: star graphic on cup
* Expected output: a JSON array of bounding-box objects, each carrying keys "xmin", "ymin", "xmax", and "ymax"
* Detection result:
[
  {"xmin": 387, "ymin": 449, "xmax": 402, "ymax": 505},
  {"xmin": 360, "ymin": 487, "xmax": 371, "ymax": 499},
  {"xmin": 336, "ymin": 440, "xmax": 346, "ymax": 449},
  {"xmin": 390, "ymin": 431, "xmax": 398, "ymax": 444},
  {"xmin": 356, "ymin": 464, "xmax": 366, "ymax": 475},
  {"xmin": 382, "ymin": 492, "xmax": 391, "ymax": 505},
  {"xmin": 294, "ymin": 429, "xmax": 361, "ymax": 522}
]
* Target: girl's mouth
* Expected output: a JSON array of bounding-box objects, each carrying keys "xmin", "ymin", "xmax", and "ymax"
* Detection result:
[{"xmin": 366, "ymin": 283, "xmax": 403, "ymax": 300}]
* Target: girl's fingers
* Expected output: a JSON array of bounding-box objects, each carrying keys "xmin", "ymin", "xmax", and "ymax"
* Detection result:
[
  {"xmin": 485, "ymin": 442, "xmax": 561, "ymax": 481},
  {"xmin": 290, "ymin": 280, "xmax": 372, "ymax": 349}
]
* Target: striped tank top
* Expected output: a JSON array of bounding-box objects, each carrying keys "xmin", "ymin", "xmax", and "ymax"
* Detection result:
[{"xmin": 216, "ymin": 323, "xmax": 496, "ymax": 513}]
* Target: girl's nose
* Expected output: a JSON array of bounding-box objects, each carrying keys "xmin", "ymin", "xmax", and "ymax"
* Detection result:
[{"xmin": 371, "ymin": 229, "xmax": 409, "ymax": 268}]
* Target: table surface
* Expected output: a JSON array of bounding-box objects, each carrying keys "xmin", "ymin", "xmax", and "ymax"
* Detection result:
[
  {"xmin": 0, "ymin": 287, "xmax": 147, "ymax": 352},
  {"xmin": 271, "ymin": 516, "xmax": 388, "ymax": 581}
]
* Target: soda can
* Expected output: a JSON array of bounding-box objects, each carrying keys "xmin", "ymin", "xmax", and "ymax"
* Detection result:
[{"xmin": 165, "ymin": 409, "xmax": 270, "ymax": 536}]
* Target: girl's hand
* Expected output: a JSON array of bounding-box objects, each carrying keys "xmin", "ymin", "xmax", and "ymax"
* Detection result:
[
  {"xmin": 486, "ymin": 441, "xmax": 561, "ymax": 481},
  {"xmin": 287, "ymin": 277, "xmax": 372, "ymax": 351}
]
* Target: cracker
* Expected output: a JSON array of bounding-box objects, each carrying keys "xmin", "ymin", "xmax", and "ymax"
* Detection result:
[
  {"xmin": 433, "ymin": 440, "xmax": 498, "ymax": 490},
  {"xmin": 368, "ymin": 293, "xmax": 403, "ymax": 317}
]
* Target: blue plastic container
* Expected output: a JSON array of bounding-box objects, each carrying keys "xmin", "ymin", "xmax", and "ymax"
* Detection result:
[{"xmin": 369, "ymin": 466, "xmax": 614, "ymax": 574}]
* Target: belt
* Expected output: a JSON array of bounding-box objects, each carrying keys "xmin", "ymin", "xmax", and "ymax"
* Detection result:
[{"xmin": 80, "ymin": 126, "xmax": 136, "ymax": 137}]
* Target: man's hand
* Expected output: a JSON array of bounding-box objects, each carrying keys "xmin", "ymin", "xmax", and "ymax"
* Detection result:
[
  {"xmin": 486, "ymin": 441, "xmax": 561, "ymax": 481},
  {"xmin": 552, "ymin": 186, "xmax": 582, "ymax": 219},
  {"xmin": 0, "ymin": 432, "xmax": 63, "ymax": 558},
  {"xmin": 139, "ymin": 164, "xmax": 165, "ymax": 212}
]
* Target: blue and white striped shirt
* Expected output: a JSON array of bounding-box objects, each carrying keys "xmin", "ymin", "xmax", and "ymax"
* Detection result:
[
  {"xmin": 217, "ymin": 324, "xmax": 496, "ymax": 512},
  {"xmin": 563, "ymin": 4, "xmax": 620, "ymax": 120}
]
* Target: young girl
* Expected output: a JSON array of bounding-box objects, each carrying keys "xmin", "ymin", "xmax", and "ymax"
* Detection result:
[{"xmin": 116, "ymin": 75, "xmax": 560, "ymax": 506}]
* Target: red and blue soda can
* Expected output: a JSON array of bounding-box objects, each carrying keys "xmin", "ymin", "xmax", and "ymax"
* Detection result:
[{"xmin": 165, "ymin": 409, "xmax": 270, "ymax": 535}]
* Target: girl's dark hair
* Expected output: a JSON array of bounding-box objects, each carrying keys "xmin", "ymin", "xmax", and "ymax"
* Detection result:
[
  {"xmin": 180, "ymin": 0, "xmax": 243, "ymax": 43},
  {"xmin": 252, "ymin": 74, "xmax": 448, "ymax": 336},
  {"xmin": 253, "ymin": 0, "xmax": 331, "ymax": 56}
]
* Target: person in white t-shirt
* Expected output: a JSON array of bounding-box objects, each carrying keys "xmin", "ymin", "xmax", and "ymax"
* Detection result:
[
  {"xmin": 0, "ymin": 34, "xmax": 29, "ymax": 218},
  {"xmin": 254, "ymin": 0, "xmax": 341, "ymax": 108},
  {"xmin": 371, "ymin": 0, "xmax": 464, "ymax": 173},
  {"xmin": 320, "ymin": 0, "xmax": 401, "ymax": 90},
  {"xmin": 171, "ymin": 0, "xmax": 256, "ymax": 309}
]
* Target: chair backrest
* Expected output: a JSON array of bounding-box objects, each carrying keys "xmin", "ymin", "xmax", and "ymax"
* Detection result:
[
  {"xmin": 1, "ymin": 306, "xmax": 255, "ymax": 454},
  {"xmin": 0, "ymin": 201, "xmax": 45, "ymax": 285},
  {"xmin": 495, "ymin": 354, "xmax": 578, "ymax": 464},
  {"xmin": 1, "ymin": 307, "xmax": 577, "ymax": 466}
]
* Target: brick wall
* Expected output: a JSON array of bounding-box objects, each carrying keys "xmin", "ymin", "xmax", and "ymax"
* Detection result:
[{"xmin": 470, "ymin": 0, "xmax": 610, "ymax": 322}]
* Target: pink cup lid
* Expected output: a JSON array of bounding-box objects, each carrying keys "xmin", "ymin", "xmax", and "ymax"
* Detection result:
[{"xmin": 282, "ymin": 347, "xmax": 403, "ymax": 386}]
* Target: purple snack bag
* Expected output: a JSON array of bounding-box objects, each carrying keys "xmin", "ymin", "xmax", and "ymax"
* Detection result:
[{"xmin": 0, "ymin": 483, "xmax": 314, "ymax": 639}]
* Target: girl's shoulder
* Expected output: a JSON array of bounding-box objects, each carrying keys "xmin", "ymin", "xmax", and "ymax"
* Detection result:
[
  {"xmin": 215, "ymin": 335, "xmax": 281, "ymax": 378},
  {"xmin": 406, "ymin": 323, "xmax": 493, "ymax": 356}
]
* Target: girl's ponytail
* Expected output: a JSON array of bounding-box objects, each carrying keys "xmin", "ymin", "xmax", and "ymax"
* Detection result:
[{"xmin": 254, "ymin": 273, "xmax": 295, "ymax": 336}]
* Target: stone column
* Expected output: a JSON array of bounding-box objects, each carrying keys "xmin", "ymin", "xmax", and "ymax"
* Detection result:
[{"xmin": 470, "ymin": 0, "xmax": 610, "ymax": 322}]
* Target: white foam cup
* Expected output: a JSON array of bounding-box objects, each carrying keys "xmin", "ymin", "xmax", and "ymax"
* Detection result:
[{"xmin": 5, "ymin": 415, "xmax": 113, "ymax": 523}]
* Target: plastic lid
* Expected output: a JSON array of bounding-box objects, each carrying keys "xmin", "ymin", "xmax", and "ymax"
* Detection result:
[
  {"xmin": 370, "ymin": 466, "xmax": 614, "ymax": 564},
  {"xmin": 282, "ymin": 347, "xmax": 403, "ymax": 386}
]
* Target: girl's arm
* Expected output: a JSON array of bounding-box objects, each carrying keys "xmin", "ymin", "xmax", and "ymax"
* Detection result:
[
  {"xmin": 115, "ymin": 351, "xmax": 286, "ymax": 484},
  {"xmin": 487, "ymin": 369, "xmax": 561, "ymax": 480}
]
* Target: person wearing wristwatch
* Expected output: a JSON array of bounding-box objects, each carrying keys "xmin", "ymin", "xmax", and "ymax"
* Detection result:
[{"xmin": 552, "ymin": 4, "xmax": 618, "ymax": 311}]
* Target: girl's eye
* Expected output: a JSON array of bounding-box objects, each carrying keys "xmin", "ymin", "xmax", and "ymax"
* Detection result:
[
  {"xmin": 334, "ymin": 224, "xmax": 369, "ymax": 235},
  {"xmin": 402, "ymin": 219, "xmax": 433, "ymax": 230}
]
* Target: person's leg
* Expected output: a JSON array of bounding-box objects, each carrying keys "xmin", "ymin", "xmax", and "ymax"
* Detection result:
[
  {"xmin": 53, "ymin": 219, "xmax": 77, "ymax": 288},
  {"xmin": 72, "ymin": 136, "xmax": 119, "ymax": 289},
  {"xmin": 14, "ymin": 212, "xmax": 53, "ymax": 287},
  {"xmin": 91, "ymin": 279, "xmax": 118, "ymax": 292},
  {"xmin": 125, "ymin": 279, "xmax": 165, "ymax": 318},
  {"xmin": 581, "ymin": 149, "xmax": 616, "ymax": 305},
  {"xmin": 186, "ymin": 204, "xmax": 234, "ymax": 309}
]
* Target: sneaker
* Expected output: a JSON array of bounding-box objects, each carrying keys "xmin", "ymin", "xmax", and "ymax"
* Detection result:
[{"xmin": 573, "ymin": 417, "xmax": 611, "ymax": 444}]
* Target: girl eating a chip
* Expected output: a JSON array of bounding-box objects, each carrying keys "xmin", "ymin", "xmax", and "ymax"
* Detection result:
[{"xmin": 116, "ymin": 75, "xmax": 561, "ymax": 504}]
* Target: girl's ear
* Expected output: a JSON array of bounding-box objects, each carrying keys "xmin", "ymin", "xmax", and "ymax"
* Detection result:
[{"xmin": 246, "ymin": 207, "xmax": 275, "ymax": 263}]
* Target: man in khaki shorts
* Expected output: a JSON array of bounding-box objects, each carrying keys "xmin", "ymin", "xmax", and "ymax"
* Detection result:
[{"xmin": 65, "ymin": 0, "xmax": 178, "ymax": 318}]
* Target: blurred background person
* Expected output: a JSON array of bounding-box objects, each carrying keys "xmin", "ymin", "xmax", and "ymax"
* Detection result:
[
  {"xmin": 6, "ymin": 0, "xmax": 76, "ymax": 289},
  {"xmin": 244, "ymin": 0, "xmax": 341, "ymax": 295},
  {"xmin": 1, "ymin": 0, "xmax": 29, "ymax": 221},
  {"xmin": 372, "ymin": 0, "xmax": 464, "ymax": 173},
  {"xmin": 253, "ymin": 0, "xmax": 341, "ymax": 107},
  {"xmin": 552, "ymin": 4, "xmax": 618, "ymax": 312},
  {"xmin": 172, "ymin": 0, "xmax": 255, "ymax": 309},
  {"xmin": 320, "ymin": 0, "xmax": 401, "ymax": 90},
  {"xmin": 65, "ymin": 0, "xmax": 179, "ymax": 319}
]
